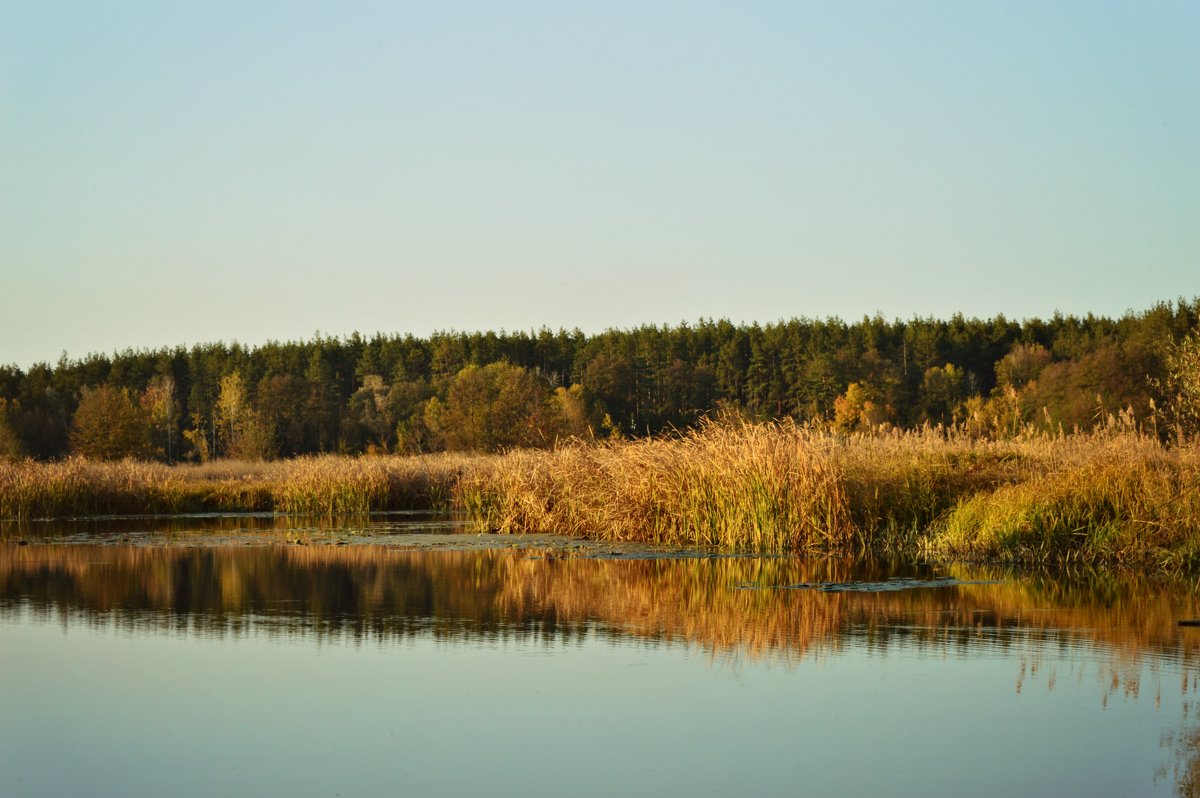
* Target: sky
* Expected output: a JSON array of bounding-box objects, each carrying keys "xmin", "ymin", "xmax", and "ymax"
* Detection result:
[{"xmin": 1, "ymin": 1, "xmax": 1197, "ymax": 369}]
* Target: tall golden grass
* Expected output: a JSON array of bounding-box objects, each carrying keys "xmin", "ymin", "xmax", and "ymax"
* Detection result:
[
  {"xmin": 460, "ymin": 420, "xmax": 1200, "ymax": 569},
  {"xmin": 3, "ymin": 421, "xmax": 1199, "ymax": 569},
  {"xmin": 458, "ymin": 420, "xmax": 1024, "ymax": 550},
  {"xmin": 458, "ymin": 421, "xmax": 848, "ymax": 551},
  {"xmin": 933, "ymin": 433, "xmax": 1200, "ymax": 568},
  {"xmin": 0, "ymin": 453, "xmax": 481, "ymax": 519}
]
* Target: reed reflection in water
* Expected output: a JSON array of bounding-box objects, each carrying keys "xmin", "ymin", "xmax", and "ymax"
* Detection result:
[
  {"xmin": 5, "ymin": 542, "xmax": 1200, "ymax": 796},
  {"xmin": 5, "ymin": 542, "xmax": 1200, "ymax": 663}
]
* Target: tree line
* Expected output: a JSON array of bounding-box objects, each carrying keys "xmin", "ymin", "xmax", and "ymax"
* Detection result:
[{"xmin": 1, "ymin": 299, "xmax": 1198, "ymax": 461}]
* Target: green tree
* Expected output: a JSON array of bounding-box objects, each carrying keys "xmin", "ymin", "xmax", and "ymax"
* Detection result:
[
  {"xmin": 918, "ymin": 364, "xmax": 967, "ymax": 426},
  {"xmin": 389, "ymin": 378, "xmax": 437, "ymax": 453},
  {"xmin": 304, "ymin": 351, "xmax": 340, "ymax": 451},
  {"xmin": 1025, "ymin": 342, "xmax": 1155, "ymax": 432},
  {"xmin": 0, "ymin": 399, "xmax": 26, "ymax": 460},
  {"xmin": 424, "ymin": 362, "xmax": 559, "ymax": 452},
  {"xmin": 342, "ymin": 374, "xmax": 394, "ymax": 453},
  {"xmin": 581, "ymin": 348, "xmax": 636, "ymax": 434},
  {"xmin": 256, "ymin": 374, "xmax": 310, "ymax": 456}
]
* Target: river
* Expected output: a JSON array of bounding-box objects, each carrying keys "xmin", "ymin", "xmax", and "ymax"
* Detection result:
[{"xmin": 2, "ymin": 513, "xmax": 1197, "ymax": 796}]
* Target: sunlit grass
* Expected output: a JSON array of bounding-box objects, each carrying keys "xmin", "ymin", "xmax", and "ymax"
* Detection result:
[
  {"xmin": 932, "ymin": 435, "xmax": 1200, "ymax": 569},
  {"xmin": 2, "ymin": 422, "xmax": 1199, "ymax": 570},
  {"xmin": 458, "ymin": 420, "xmax": 849, "ymax": 551},
  {"xmin": 460, "ymin": 420, "xmax": 1200, "ymax": 569},
  {"xmin": 0, "ymin": 453, "xmax": 481, "ymax": 519},
  {"xmin": 0, "ymin": 458, "xmax": 269, "ymax": 518}
]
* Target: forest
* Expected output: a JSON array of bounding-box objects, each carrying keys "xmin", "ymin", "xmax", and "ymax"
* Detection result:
[{"xmin": 1, "ymin": 299, "xmax": 1198, "ymax": 462}]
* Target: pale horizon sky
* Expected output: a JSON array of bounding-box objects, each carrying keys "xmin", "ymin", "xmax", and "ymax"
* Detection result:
[{"xmin": 2, "ymin": 1, "xmax": 1197, "ymax": 369}]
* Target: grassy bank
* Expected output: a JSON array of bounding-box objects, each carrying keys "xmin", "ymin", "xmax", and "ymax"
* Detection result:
[
  {"xmin": 457, "ymin": 421, "xmax": 1025, "ymax": 551},
  {"xmin": 0, "ymin": 453, "xmax": 480, "ymax": 519},
  {"xmin": 457, "ymin": 422, "xmax": 849, "ymax": 551},
  {"xmin": 459, "ymin": 421, "xmax": 1200, "ymax": 570},
  {"xmin": 3, "ymin": 423, "xmax": 1199, "ymax": 570}
]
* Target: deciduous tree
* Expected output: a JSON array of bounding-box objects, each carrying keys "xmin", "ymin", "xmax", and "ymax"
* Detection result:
[
  {"xmin": 424, "ymin": 362, "xmax": 558, "ymax": 452},
  {"xmin": 1164, "ymin": 326, "xmax": 1200, "ymax": 440},
  {"xmin": 216, "ymin": 372, "xmax": 276, "ymax": 460},
  {"xmin": 71, "ymin": 385, "xmax": 153, "ymax": 460}
]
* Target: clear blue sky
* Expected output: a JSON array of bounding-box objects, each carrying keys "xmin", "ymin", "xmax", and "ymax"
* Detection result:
[{"xmin": 2, "ymin": 1, "xmax": 1197, "ymax": 368}]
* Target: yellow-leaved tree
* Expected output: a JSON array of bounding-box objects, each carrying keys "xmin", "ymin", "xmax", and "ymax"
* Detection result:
[
  {"xmin": 1164, "ymin": 327, "xmax": 1200, "ymax": 441},
  {"xmin": 216, "ymin": 372, "xmax": 276, "ymax": 460},
  {"xmin": 833, "ymin": 382, "xmax": 891, "ymax": 433}
]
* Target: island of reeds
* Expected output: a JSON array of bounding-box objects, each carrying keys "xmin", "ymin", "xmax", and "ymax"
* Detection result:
[{"xmin": 3, "ymin": 300, "xmax": 1200, "ymax": 570}]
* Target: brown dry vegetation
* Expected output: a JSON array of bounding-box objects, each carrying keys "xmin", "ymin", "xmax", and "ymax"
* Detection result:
[
  {"xmin": 2, "ymin": 421, "xmax": 1199, "ymax": 570},
  {"xmin": 0, "ymin": 453, "xmax": 483, "ymax": 519},
  {"xmin": 460, "ymin": 420, "xmax": 1200, "ymax": 570},
  {"xmin": 458, "ymin": 421, "xmax": 848, "ymax": 551}
]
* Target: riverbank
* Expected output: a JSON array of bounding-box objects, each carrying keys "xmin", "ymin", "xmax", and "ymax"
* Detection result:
[
  {"xmin": 460, "ymin": 422, "xmax": 1200, "ymax": 570},
  {"xmin": 0, "ymin": 453, "xmax": 480, "ymax": 519},
  {"xmin": 3, "ymin": 423, "xmax": 1198, "ymax": 570}
]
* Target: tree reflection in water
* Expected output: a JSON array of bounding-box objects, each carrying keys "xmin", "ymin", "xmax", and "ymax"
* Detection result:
[
  {"xmin": 7, "ymin": 540, "xmax": 1200, "ymax": 792},
  {"xmin": 3, "ymin": 542, "xmax": 1200, "ymax": 660}
]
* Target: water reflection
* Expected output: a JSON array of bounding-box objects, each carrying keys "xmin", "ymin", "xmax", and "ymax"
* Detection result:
[
  {"xmin": 5, "ymin": 539, "xmax": 1200, "ymax": 796},
  {"xmin": 4, "ymin": 542, "xmax": 1200, "ymax": 665}
]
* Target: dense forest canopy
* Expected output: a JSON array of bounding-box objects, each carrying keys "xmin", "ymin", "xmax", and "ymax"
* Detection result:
[{"xmin": 1, "ymin": 300, "xmax": 1198, "ymax": 461}]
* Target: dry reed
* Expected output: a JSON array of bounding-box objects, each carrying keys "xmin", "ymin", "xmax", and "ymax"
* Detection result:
[
  {"xmin": 0, "ymin": 453, "xmax": 482, "ymax": 519},
  {"xmin": 459, "ymin": 421, "xmax": 1200, "ymax": 568},
  {"xmin": 458, "ymin": 420, "xmax": 850, "ymax": 551},
  {"xmin": 933, "ymin": 433, "xmax": 1200, "ymax": 568},
  {"xmin": 4, "ymin": 422, "xmax": 1199, "ymax": 569}
]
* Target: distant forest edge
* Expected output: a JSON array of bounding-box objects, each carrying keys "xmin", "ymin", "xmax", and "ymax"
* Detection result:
[{"xmin": 3, "ymin": 299, "xmax": 1200, "ymax": 461}]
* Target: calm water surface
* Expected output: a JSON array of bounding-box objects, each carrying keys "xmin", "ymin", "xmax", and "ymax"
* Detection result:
[{"xmin": 3, "ymin": 515, "xmax": 1200, "ymax": 797}]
